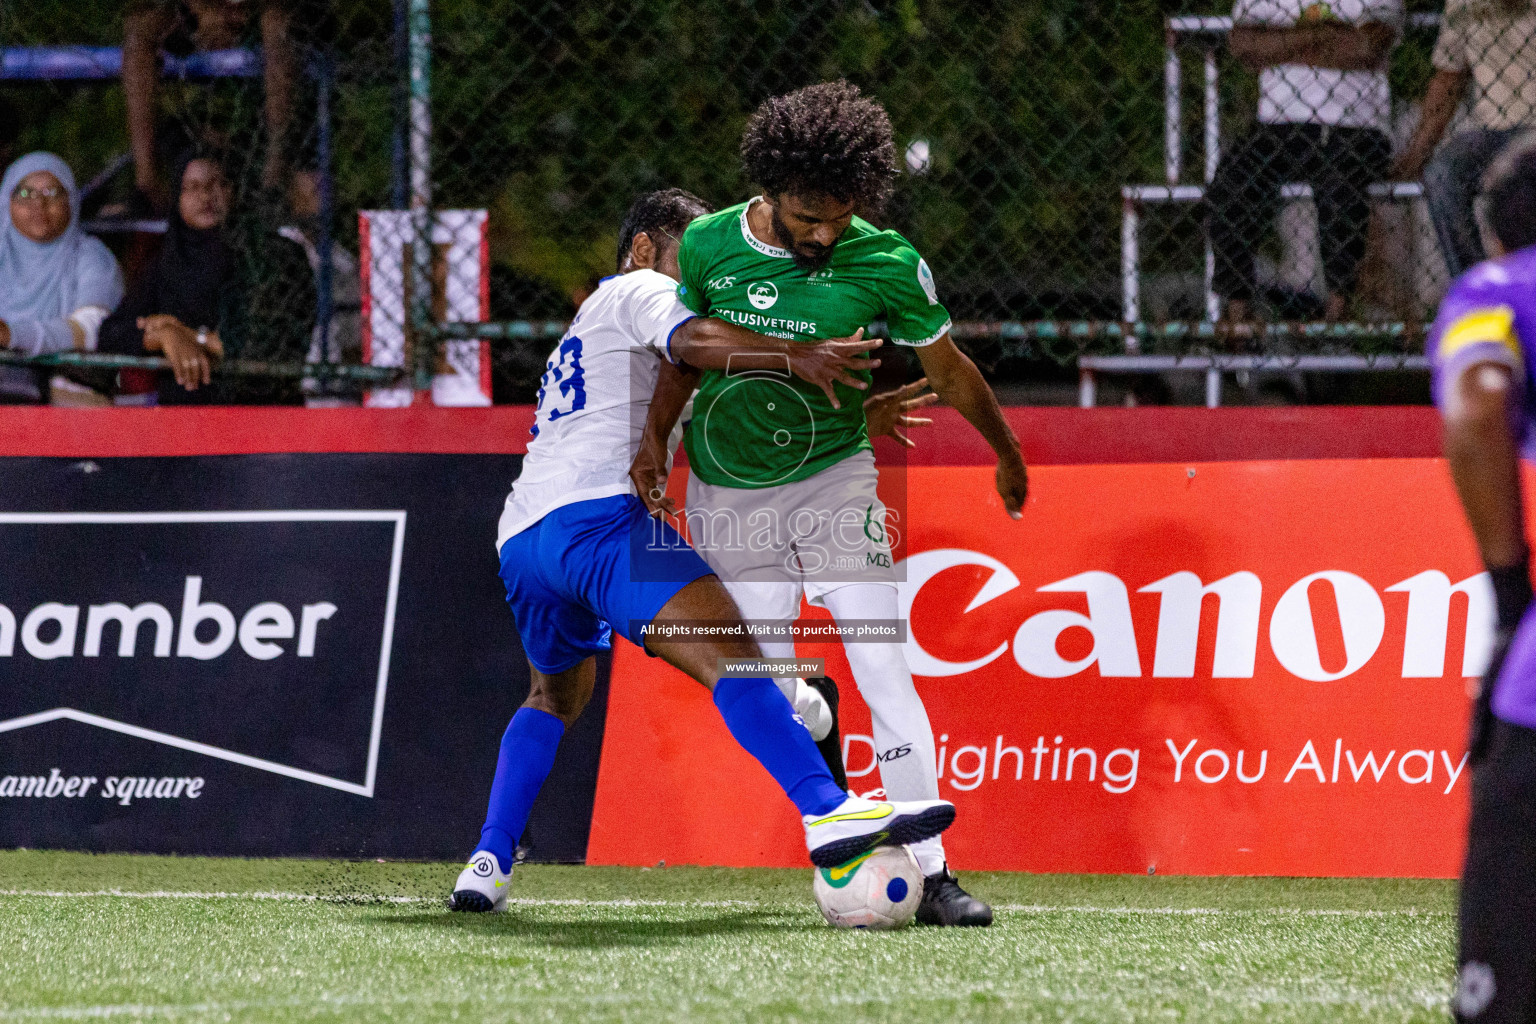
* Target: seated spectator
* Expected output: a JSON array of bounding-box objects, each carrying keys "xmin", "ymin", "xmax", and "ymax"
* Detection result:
[
  {"xmin": 100, "ymin": 151, "xmax": 313, "ymax": 405},
  {"xmin": 1207, "ymin": 0, "xmax": 1402, "ymax": 322},
  {"xmin": 0, "ymin": 153, "xmax": 125, "ymax": 404},
  {"xmin": 1395, "ymin": 0, "xmax": 1536, "ymax": 277},
  {"xmin": 123, "ymin": 0, "xmax": 295, "ymax": 211}
]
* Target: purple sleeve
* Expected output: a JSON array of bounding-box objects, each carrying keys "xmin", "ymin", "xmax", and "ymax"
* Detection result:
[{"xmin": 1428, "ymin": 277, "xmax": 1526, "ymax": 413}]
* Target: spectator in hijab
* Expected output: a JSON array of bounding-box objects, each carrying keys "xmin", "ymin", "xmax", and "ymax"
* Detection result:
[
  {"xmin": 0, "ymin": 153, "xmax": 125, "ymax": 404},
  {"xmin": 100, "ymin": 150, "xmax": 313, "ymax": 404}
]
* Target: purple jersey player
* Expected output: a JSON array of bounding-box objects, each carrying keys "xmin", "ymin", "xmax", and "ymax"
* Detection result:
[
  {"xmin": 1431, "ymin": 248, "xmax": 1536, "ymax": 729},
  {"xmin": 1429, "ymin": 134, "xmax": 1536, "ymax": 1024}
]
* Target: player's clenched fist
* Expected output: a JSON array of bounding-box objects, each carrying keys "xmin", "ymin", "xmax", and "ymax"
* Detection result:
[
  {"xmin": 996, "ymin": 454, "xmax": 1028, "ymax": 520},
  {"xmin": 630, "ymin": 438, "xmax": 674, "ymax": 518}
]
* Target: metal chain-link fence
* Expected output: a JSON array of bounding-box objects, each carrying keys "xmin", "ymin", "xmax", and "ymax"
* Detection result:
[
  {"xmin": 433, "ymin": 0, "xmax": 1183, "ymax": 394},
  {"xmin": 2, "ymin": 0, "xmax": 1524, "ymax": 404},
  {"xmin": 0, "ymin": 0, "xmax": 399, "ymax": 403}
]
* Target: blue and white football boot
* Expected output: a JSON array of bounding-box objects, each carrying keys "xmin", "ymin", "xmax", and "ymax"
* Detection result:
[
  {"xmin": 803, "ymin": 794, "xmax": 955, "ymax": 869},
  {"xmin": 447, "ymin": 850, "xmax": 511, "ymax": 912}
]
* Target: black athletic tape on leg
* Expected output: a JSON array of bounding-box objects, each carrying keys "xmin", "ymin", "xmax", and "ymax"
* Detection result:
[
  {"xmin": 1475, "ymin": 558, "xmax": 1532, "ymax": 766},
  {"xmin": 1489, "ymin": 555, "xmax": 1533, "ymax": 631},
  {"xmin": 808, "ymin": 677, "xmax": 848, "ymax": 791}
]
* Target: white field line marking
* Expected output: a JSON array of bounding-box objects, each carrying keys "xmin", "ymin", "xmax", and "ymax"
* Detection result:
[
  {"xmin": 993, "ymin": 903, "xmax": 1450, "ymax": 918},
  {"xmin": 0, "ymin": 889, "xmax": 427, "ymax": 904},
  {"xmin": 504, "ymin": 898, "xmax": 761, "ymax": 908},
  {"xmin": 0, "ymin": 997, "xmax": 425, "ymax": 1021},
  {"xmin": 0, "ymin": 890, "xmax": 1448, "ymax": 916},
  {"xmin": 0, "ymin": 889, "xmax": 758, "ymax": 908}
]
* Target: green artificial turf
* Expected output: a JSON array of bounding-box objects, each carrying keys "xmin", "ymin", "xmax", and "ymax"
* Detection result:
[{"xmin": 0, "ymin": 851, "xmax": 1455, "ymax": 1022}]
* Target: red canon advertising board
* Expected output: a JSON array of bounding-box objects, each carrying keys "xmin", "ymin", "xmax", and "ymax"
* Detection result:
[{"xmin": 591, "ymin": 458, "xmax": 1485, "ymax": 878}]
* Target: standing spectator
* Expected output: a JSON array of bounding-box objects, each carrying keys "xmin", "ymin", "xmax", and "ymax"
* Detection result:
[
  {"xmin": 0, "ymin": 153, "xmax": 125, "ymax": 403},
  {"xmin": 279, "ymin": 169, "xmax": 362, "ymax": 404},
  {"xmin": 100, "ymin": 151, "xmax": 312, "ymax": 404},
  {"xmin": 1208, "ymin": 0, "xmax": 1403, "ymax": 322},
  {"xmin": 1395, "ymin": 0, "xmax": 1536, "ymax": 276},
  {"xmin": 122, "ymin": 0, "xmax": 296, "ymax": 212}
]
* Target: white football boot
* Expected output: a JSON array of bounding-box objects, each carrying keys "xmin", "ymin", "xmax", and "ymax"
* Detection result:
[
  {"xmin": 803, "ymin": 794, "xmax": 955, "ymax": 869},
  {"xmin": 447, "ymin": 850, "xmax": 511, "ymax": 912},
  {"xmin": 790, "ymin": 677, "xmax": 834, "ymax": 742}
]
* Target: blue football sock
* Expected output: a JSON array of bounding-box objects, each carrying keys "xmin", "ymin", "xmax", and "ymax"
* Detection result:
[
  {"xmin": 478, "ymin": 707, "xmax": 566, "ymax": 873},
  {"xmin": 712, "ymin": 676, "xmax": 845, "ymax": 817}
]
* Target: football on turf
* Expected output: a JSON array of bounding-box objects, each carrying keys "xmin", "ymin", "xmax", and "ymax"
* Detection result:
[{"xmin": 812, "ymin": 846, "xmax": 923, "ymax": 929}]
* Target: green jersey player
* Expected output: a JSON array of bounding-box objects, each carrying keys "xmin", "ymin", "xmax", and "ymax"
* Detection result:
[
  {"xmin": 633, "ymin": 81, "xmax": 1028, "ymax": 927},
  {"xmin": 675, "ymin": 199, "xmax": 948, "ymax": 487}
]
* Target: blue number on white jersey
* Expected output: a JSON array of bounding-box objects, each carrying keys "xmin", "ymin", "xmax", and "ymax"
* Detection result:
[{"xmin": 531, "ymin": 335, "xmax": 587, "ymax": 435}]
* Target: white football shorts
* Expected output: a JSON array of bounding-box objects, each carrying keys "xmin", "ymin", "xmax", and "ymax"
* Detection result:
[{"xmin": 684, "ymin": 450, "xmax": 897, "ymax": 623}]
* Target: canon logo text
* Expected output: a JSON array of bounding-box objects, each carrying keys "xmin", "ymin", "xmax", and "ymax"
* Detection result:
[{"xmin": 899, "ymin": 550, "xmax": 1493, "ymax": 682}]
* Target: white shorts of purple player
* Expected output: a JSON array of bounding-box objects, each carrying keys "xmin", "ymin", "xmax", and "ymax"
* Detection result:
[{"xmin": 683, "ymin": 449, "xmax": 896, "ymax": 625}]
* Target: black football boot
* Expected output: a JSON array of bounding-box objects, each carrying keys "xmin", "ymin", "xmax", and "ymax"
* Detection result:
[
  {"xmin": 915, "ymin": 865, "xmax": 993, "ymax": 927},
  {"xmin": 806, "ymin": 676, "xmax": 847, "ymax": 790}
]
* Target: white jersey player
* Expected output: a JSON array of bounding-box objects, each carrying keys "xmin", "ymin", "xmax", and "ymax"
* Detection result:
[
  {"xmin": 448, "ymin": 189, "xmax": 955, "ymax": 913},
  {"xmin": 499, "ymin": 265, "xmax": 851, "ymax": 737},
  {"xmin": 496, "ymin": 266, "xmax": 692, "ymax": 548}
]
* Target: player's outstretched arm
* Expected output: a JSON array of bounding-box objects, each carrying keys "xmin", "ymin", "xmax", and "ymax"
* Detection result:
[
  {"xmin": 631, "ymin": 358, "xmax": 700, "ymax": 518},
  {"xmin": 670, "ymin": 319, "xmax": 880, "ymax": 409},
  {"xmin": 1444, "ymin": 361, "xmax": 1527, "ymax": 572},
  {"xmin": 1443, "ymin": 359, "xmax": 1530, "ymax": 761},
  {"xmin": 913, "ymin": 335, "xmax": 1028, "ymax": 518},
  {"xmin": 1229, "ymin": 22, "xmax": 1394, "ymax": 74}
]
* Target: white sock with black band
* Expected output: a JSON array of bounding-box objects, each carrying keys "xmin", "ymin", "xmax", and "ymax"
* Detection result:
[{"xmin": 820, "ymin": 583, "xmax": 948, "ymax": 877}]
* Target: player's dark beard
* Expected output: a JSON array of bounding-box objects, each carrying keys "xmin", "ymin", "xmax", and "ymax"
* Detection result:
[{"xmin": 771, "ymin": 207, "xmax": 836, "ymax": 271}]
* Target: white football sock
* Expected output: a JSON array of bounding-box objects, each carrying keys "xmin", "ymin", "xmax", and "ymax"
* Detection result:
[{"xmin": 820, "ymin": 583, "xmax": 947, "ymax": 876}]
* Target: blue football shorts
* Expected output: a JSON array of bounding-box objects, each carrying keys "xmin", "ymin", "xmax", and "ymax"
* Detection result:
[{"xmin": 498, "ymin": 493, "xmax": 715, "ymax": 674}]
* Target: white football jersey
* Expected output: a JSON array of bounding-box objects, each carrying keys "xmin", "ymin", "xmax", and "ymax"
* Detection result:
[{"xmin": 496, "ymin": 269, "xmax": 694, "ymax": 549}]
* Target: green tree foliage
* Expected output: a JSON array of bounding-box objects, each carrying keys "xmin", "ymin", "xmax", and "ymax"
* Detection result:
[
  {"xmin": 1, "ymin": 0, "xmax": 1439, "ymax": 323},
  {"xmin": 430, "ymin": 0, "xmax": 1174, "ymax": 317}
]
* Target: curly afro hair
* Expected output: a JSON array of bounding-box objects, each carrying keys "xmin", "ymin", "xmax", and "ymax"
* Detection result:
[{"xmin": 740, "ymin": 80, "xmax": 897, "ymax": 210}]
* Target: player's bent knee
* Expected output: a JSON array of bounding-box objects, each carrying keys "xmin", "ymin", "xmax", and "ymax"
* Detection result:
[
  {"xmin": 525, "ymin": 660, "xmax": 596, "ymax": 725},
  {"xmin": 523, "ymin": 689, "xmax": 590, "ymax": 725},
  {"xmin": 645, "ymin": 633, "xmax": 762, "ymax": 692}
]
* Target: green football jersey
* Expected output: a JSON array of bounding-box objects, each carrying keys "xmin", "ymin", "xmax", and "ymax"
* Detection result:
[{"xmin": 677, "ymin": 198, "xmax": 952, "ymax": 488}]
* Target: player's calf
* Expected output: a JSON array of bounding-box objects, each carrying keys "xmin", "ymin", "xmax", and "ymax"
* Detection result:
[{"xmin": 448, "ymin": 697, "xmax": 573, "ymax": 912}]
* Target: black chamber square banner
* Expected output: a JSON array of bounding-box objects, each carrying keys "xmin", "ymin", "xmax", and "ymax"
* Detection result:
[{"xmin": 0, "ymin": 454, "xmax": 610, "ymax": 862}]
